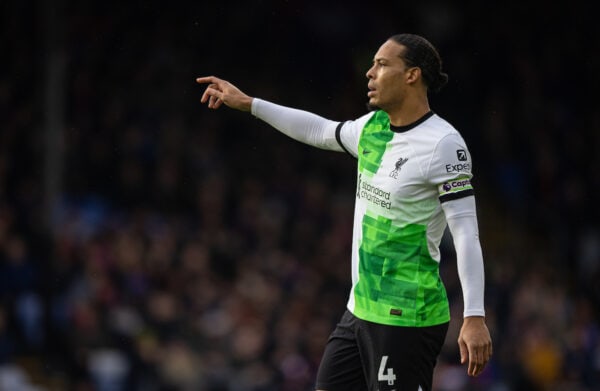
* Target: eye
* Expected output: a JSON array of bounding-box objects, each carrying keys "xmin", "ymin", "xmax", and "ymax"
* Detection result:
[{"xmin": 372, "ymin": 60, "xmax": 386, "ymax": 68}]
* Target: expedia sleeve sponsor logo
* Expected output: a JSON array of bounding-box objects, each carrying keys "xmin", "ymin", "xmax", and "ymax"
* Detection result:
[
  {"xmin": 438, "ymin": 178, "xmax": 473, "ymax": 196},
  {"xmin": 445, "ymin": 162, "xmax": 471, "ymax": 173}
]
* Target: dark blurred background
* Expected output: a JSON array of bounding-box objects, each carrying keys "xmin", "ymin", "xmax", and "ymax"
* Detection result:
[{"xmin": 1, "ymin": 0, "xmax": 599, "ymax": 390}]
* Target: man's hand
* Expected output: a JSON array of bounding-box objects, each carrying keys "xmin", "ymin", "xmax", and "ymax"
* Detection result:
[
  {"xmin": 196, "ymin": 76, "xmax": 253, "ymax": 112},
  {"xmin": 458, "ymin": 316, "xmax": 492, "ymax": 377}
]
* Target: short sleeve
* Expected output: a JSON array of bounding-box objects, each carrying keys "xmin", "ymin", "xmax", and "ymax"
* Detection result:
[
  {"xmin": 427, "ymin": 133, "xmax": 475, "ymax": 203},
  {"xmin": 336, "ymin": 112, "xmax": 375, "ymax": 158}
]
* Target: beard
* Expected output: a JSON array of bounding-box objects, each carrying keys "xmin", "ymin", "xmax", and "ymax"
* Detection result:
[{"xmin": 366, "ymin": 102, "xmax": 380, "ymax": 112}]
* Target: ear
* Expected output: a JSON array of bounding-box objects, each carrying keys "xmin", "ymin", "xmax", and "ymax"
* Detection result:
[{"xmin": 405, "ymin": 67, "xmax": 421, "ymax": 85}]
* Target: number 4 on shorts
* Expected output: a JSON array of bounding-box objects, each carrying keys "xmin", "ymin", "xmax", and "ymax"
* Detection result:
[{"xmin": 377, "ymin": 355, "xmax": 397, "ymax": 386}]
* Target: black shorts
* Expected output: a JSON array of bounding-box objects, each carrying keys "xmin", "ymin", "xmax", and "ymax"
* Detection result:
[{"xmin": 315, "ymin": 310, "xmax": 449, "ymax": 391}]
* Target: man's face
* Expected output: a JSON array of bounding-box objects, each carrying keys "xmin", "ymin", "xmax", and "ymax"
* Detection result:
[{"xmin": 366, "ymin": 40, "xmax": 412, "ymax": 111}]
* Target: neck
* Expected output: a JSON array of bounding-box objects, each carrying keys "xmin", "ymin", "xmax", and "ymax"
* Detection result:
[{"xmin": 387, "ymin": 95, "xmax": 430, "ymax": 127}]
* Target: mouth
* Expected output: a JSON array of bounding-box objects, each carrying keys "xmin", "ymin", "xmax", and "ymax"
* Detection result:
[{"xmin": 367, "ymin": 84, "xmax": 376, "ymax": 98}]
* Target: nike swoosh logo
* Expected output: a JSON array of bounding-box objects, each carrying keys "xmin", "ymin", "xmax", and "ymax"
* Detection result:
[{"xmin": 363, "ymin": 149, "xmax": 371, "ymax": 155}]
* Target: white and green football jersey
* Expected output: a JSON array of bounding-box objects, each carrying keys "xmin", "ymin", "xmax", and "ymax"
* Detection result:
[{"xmin": 337, "ymin": 110, "xmax": 474, "ymax": 327}]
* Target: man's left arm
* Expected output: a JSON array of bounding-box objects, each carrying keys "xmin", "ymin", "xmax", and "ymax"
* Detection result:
[{"xmin": 442, "ymin": 196, "xmax": 493, "ymax": 377}]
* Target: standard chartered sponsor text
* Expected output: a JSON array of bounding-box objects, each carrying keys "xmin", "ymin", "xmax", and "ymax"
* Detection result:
[{"xmin": 359, "ymin": 180, "xmax": 392, "ymax": 209}]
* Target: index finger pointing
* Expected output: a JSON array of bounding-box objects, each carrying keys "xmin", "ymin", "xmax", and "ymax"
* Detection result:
[{"xmin": 196, "ymin": 76, "xmax": 220, "ymax": 85}]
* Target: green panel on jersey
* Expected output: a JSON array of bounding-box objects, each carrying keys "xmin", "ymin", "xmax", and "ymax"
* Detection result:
[
  {"xmin": 358, "ymin": 111, "xmax": 393, "ymax": 175},
  {"xmin": 353, "ymin": 214, "xmax": 450, "ymax": 327}
]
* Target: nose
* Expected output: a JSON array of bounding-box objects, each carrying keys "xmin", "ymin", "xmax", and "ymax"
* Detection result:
[{"xmin": 366, "ymin": 64, "xmax": 375, "ymax": 79}]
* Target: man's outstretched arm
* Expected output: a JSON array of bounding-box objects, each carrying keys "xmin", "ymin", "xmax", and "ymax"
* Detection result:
[{"xmin": 196, "ymin": 76, "xmax": 344, "ymax": 152}]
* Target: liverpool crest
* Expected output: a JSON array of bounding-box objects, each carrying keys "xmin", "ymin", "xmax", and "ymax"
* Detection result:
[{"xmin": 389, "ymin": 157, "xmax": 408, "ymax": 179}]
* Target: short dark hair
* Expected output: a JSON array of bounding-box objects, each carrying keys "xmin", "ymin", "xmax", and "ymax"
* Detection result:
[{"xmin": 389, "ymin": 33, "xmax": 448, "ymax": 93}]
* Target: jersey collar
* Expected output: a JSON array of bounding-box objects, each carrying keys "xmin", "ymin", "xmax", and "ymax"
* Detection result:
[{"xmin": 389, "ymin": 111, "xmax": 434, "ymax": 133}]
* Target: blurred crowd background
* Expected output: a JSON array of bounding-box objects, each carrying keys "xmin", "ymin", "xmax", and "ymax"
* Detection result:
[{"xmin": 1, "ymin": 0, "xmax": 599, "ymax": 390}]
